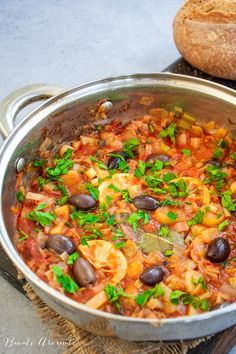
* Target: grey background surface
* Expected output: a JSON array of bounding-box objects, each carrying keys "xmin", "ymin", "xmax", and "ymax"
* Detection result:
[{"xmin": 0, "ymin": 1, "xmax": 235, "ymax": 353}]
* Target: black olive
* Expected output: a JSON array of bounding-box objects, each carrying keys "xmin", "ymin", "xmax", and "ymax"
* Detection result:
[
  {"xmin": 205, "ymin": 159, "xmax": 222, "ymax": 168},
  {"xmin": 107, "ymin": 151, "xmax": 128, "ymax": 169},
  {"xmin": 132, "ymin": 195, "xmax": 161, "ymax": 211},
  {"xmin": 46, "ymin": 234, "xmax": 76, "ymax": 254},
  {"xmin": 72, "ymin": 257, "xmax": 96, "ymax": 287},
  {"xmin": 146, "ymin": 154, "xmax": 170, "ymax": 163},
  {"xmin": 68, "ymin": 193, "xmax": 96, "ymax": 211},
  {"xmin": 206, "ymin": 237, "xmax": 230, "ymax": 263},
  {"xmin": 140, "ymin": 266, "xmax": 165, "ymax": 286}
]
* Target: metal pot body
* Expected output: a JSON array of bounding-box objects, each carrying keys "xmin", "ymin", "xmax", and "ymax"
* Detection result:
[{"xmin": 0, "ymin": 74, "xmax": 236, "ymax": 341}]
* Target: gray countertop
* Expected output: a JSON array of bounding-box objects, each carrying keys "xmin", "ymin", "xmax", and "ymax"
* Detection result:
[{"xmin": 0, "ymin": 1, "xmax": 235, "ymax": 353}]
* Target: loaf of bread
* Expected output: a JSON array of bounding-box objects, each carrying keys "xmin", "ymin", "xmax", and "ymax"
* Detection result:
[{"xmin": 173, "ymin": 0, "xmax": 236, "ymax": 80}]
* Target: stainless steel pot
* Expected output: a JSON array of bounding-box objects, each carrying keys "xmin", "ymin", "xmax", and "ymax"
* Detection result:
[{"xmin": 0, "ymin": 74, "xmax": 236, "ymax": 341}]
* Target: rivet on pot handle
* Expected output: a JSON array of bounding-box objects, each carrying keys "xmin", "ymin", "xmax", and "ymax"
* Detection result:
[{"xmin": 0, "ymin": 84, "xmax": 65, "ymax": 139}]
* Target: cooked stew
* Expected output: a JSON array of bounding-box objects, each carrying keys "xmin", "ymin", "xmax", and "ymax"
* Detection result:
[{"xmin": 13, "ymin": 98, "xmax": 236, "ymax": 319}]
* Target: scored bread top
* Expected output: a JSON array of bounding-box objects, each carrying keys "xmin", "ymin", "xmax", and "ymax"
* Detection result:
[{"xmin": 178, "ymin": 0, "xmax": 236, "ymax": 23}]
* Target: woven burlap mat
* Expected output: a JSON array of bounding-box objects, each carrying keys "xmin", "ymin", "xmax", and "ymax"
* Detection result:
[{"xmin": 22, "ymin": 283, "xmax": 211, "ymax": 354}]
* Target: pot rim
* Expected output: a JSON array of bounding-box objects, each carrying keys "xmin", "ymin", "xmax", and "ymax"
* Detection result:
[{"xmin": 0, "ymin": 72, "xmax": 236, "ymax": 326}]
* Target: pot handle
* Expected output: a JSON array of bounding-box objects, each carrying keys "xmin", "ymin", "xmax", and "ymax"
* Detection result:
[{"xmin": 0, "ymin": 83, "xmax": 65, "ymax": 139}]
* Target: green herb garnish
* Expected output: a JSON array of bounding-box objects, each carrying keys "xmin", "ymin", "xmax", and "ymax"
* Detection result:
[
  {"xmin": 127, "ymin": 210, "xmax": 150, "ymax": 231},
  {"xmin": 90, "ymin": 156, "xmax": 107, "ymax": 170},
  {"xmin": 218, "ymin": 220, "xmax": 230, "ymax": 231},
  {"xmin": 17, "ymin": 230, "xmax": 29, "ymax": 243},
  {"xmin": 150, "ymin": 160, "xmax": 164, "ymax": 172},
  {"xmin": 16, "ymin": 190, "xmax": 24, "ymax": 202},
  {"xmin": 192, "ymin": 276, "xmax": 208, "ymax": 290},
  {"xmin": 104, "ymin": 284, "xmax": 129, "ymax": 310},
  {"xmin": 188, "ymin": 210, "xmax": 205, "ymax": 227},
  {"xmin": 86, "ymin": 183, "xmax": 100, "ymax": 200},
  {"xmin": 159, "ymin": 122, "xmax": 177, "ymax": 144},
  {"xmin": 159, "ymin": 225, "xmax": 169, "ymax": 237},
  {"xmin": 182, "ymin": 149, "xmax": 192, "ymax": 156},
  {"xmin": 33, "ymin": 159, "xmax": 45, "ymax": 167},
  {"xmin": 170, "ymin": 290, "xmax": 208, "ymax": 311},
  {"xmin": 123, "ymin": 138, "xmax": 140, "ymax": 158},
  {"xmin": 136, "ymin": 283, "xmax": 165, "ymax": 307},
  {"xmin": 54, "ymin": 184, "xmax": 69, "ymax": 205},
  {"xmin": 108, "ymin": 184, "xmax": 120, "ymax": 193},
  {"xmin": 221, "ymin": 190, "xmax": 236, "ymax": 211},
  {"xmin": 25, "ymin": 202, "xmax": 56, "ymax": 227},
  {"xmin": 163, "ymin": 172, "xmax": 177, "ymax": 182},
  {"xmin": 204, "ymin": 166, "xmax": 227, "ymax": 186},
  {"xmin": 162, "ymin": 197, "xmax": 176, "ymax": 206},
  {"xmin": 38, "ymin": 176, "xmax": 47, "ymax": 191},
  {"xmin": 67, "ymin": 252, "xmax": 80, "ymax": 265},
  {"xmin": 121, "ymin": 189, "xmax": 132, "ymax": 203},
  {"xmin": 134, "ymin": 160, "xmax": 147, "ymax": 178},
  {"xmin": 46, "ymin": 149, "xmax": 74, "ymax": 180},
  {"xmin": 167, "ymin": 211, "xmax": 177, "ymax": 221},
  {"xmin": 213, "ymin": 147, "xmax": 223, "ymax": 159},
  {"xmin": 168, "ymin": 178, "xmax": 189, "ymax": 198},
  {"xmin": 115, "ymin": 241, "xmax": 126, "ymax": 249},
  {"xmin": 164, "ymin": 249, "xmax": 174, "ymax": 257},
  {"xmin": 52, "ymin": 265, "xmax": 79, "ymax": 293}
]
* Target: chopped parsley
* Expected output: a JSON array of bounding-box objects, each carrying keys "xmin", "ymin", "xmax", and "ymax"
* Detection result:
[
  {"xmin": 86, "ymin": 183, "xmax": 99, "ymax": 200},
  {"xmin": 150, "ymin": 160, "xmax": 164, "ymax": 172},
  {"xmin": 167, "ymin": 211, "xmax": 177, "ymax": 221},
  {"xmin": 221, "ymin": 190, "xmax": 236, "ymax": 212},
  {"xmin": 188, "ymin": 210, "xmax": 205, "ymax": 227},
  {"xmin": 159, "ymin": 122, "xmax": 177, "ymax": 144},
  {"xmin": 25, "ymin": 202, "xmax": 56, "ymax": 227},
  {"xmin": 70, "ymin": 210, "xmax": 101, "ymax": 226},
  {"xmin": 46, "ymin": 149, "xmax": 74, "ymax": 180},
  {"xmin": 108, "ymin": 184, "xmax": 120, "ymax": 193},
  {"xmin": 33, "ymin": 159, "xmax": 45, "ymax": 167},
  {"xmin": 181, "ymin": 149, "xmax": 192, "ymax": 156},
  {"xmin": 121, "ymin": 189, "xmax": 132, "ymax": 203},
  {"xmin": 115, "ymin": 241, "xmax": 126, "ymax": 249},
  {"xmin": 231, "ymin": 153, "xmax": 236, "ymax": 160},
  {"xmin": 17, "ymin": 230, "xmax": 29, "ymax": 243},
  {"xmin": 123, "ymin": 138, "xmax": 140, "ymax": 158},
  {"xmin": 136, "ymin": 283, "xmax": 165, "ymax": 307},
  {"xmin": 163, "ymin": 172, "xmax": 177, "ymax": 182},
  {"xmin": 52, "ymin": 265, "xmax": 79, "ymax": 294},
  {"xmin": 38, "ymin": 176, "xmax": 47, "ymax": 191},
  {"xmin": 67, "ymin": 252, "xmax": 80, "ymax": 265},
  {"xmin": 106, "ymin": 195, "xmax": 113, "ymax": 206},
  {"xmin": 90, "ymin": 156, "xmax": 107, "ymax": 170},
  {"xmin": 127, "ymin": 210, "xmax": 150, "ymax": 231},
  {"xmin": 145, "ymin": 175, "xmax": 163, "ymax": 189},
  {"xmin": 170, "ymin": 290, "xmax": 208, "ymax": 311},
  {"xmin": 118, "ymin": 159, "xmax": 129, "ymax": 173},
  {"xmin": 159, "ymin": 225, "xmax": 169, "ymax": 237},
  {"xmin": 218, "ymin": 220, "xmax": 230, "ymax": 231},
  {"xmin": 81, "ymin": 236, "xmax": 90, "ymax": 246},
  {"xmin": 164, "ymin": 249, "xmax": 174, "ymax": 257},
  {"xmin": 104, "ymin": 284, "xmax": 129, "ymax": 310},
  {"xmin": 55, "ymin": 184, "xmax": 69, "ymax": 205},
  {"xmin": 204, "ymin": 166, "xmax": 227, "ymax": 188},
  {"xmin": 218, "ymin": 139, "xmax": 227, "ymax": 148},
  {"xmin": 192, "ymin": 276, "xmax": 208, "ymax": 290},
  {"xmin": 213, "ymin": 147, "xmax": 223, "ymax": 159},
  {"xmin": 168, "ymin": 179, "xmax": 189, "ymax": 198},
  {"xmin": 134, "ymin": 160, "xmax": 147, "ymax": 178},
  {"xmin": 16, "ymin": 190, "xmax": 24, "ymax": 202},
  {"xmin": 162, "ymin": 197, "xmax": 176, "ymax": 206}
]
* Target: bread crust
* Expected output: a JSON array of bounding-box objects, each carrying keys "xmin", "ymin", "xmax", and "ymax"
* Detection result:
[{"xmin": 173, "ymin": 0, "xmax": 236, "ymax": 79}]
